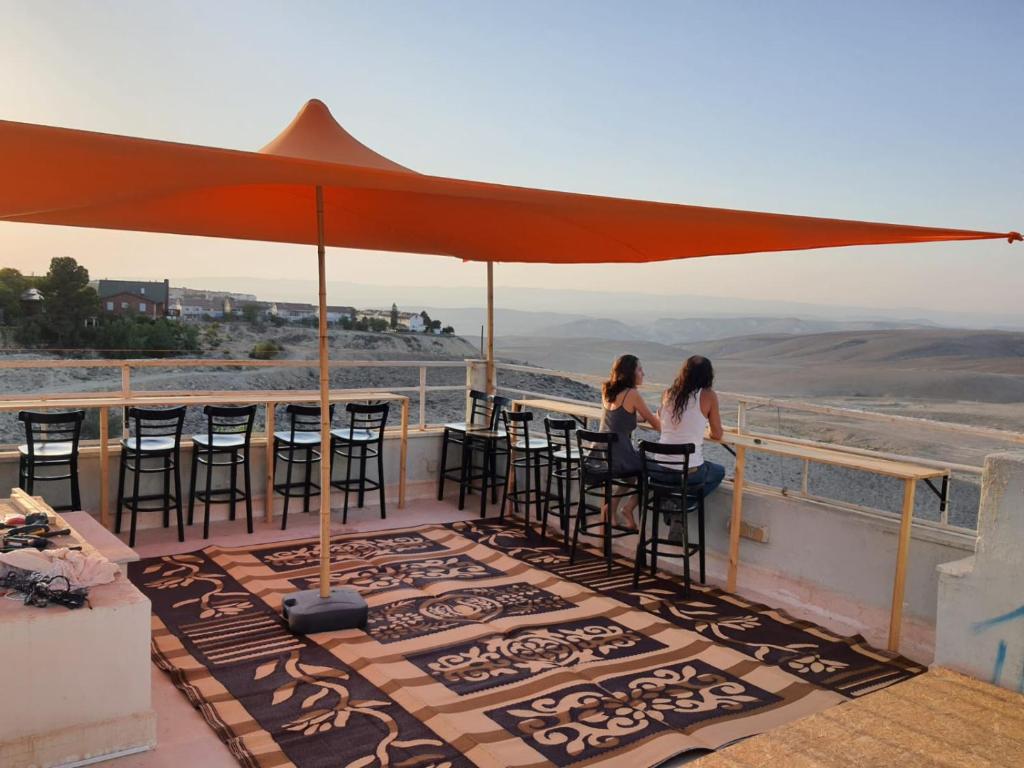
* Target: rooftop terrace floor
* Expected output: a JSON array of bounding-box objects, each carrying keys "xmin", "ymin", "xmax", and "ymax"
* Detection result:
[{"xmin": 106, "ymin": 494, "xmax": 936, "ymax": 768}]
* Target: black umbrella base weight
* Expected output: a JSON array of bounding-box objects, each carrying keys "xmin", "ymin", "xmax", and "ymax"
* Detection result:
[{"xmin": 282, "ymin": 587, "xmax": 368, "ymax": 634}]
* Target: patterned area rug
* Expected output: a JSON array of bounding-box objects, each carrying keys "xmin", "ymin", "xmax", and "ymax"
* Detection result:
[{"xmin": 129, "ymin": 519, "xmax": 924, "ymax": 768}]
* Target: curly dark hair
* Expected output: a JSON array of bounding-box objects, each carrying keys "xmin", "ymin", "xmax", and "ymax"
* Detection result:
[
  {"xmin": 665, "ymin": 355, "xmax": 714, "ymax": 419},
  {"xmin": 602, "ymin": 354, "xmax": 640, "ymax": 403}
]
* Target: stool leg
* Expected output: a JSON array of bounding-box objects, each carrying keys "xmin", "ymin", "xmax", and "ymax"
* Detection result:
[
  {"xmin": 523, "ymin": 452, "xmax": 532, "ymax": 536},
  {"xmin": 173, "ymin": 451, "xmax": 184, "ymax": 543},
  {"xmin": 651, "ymin": 493, "xmax": 661, "ymax": 577},
  {"xmin": 70, "ymin": 457, "xmax": 81, "ymax": 511},
  {"xmin": 115, "ymin": 452, "xmax": 126, "ymax": 534},
  {"xmin": 302, "ymin": 448, "xmax": 313, "ymax": 514},
  {"xmin": 489, "ymin": 444, "xmax": 499, "ymax": 505},
  {"xmin": 187, "ymin": 445, "xmax": 199, "ymax": 526},
  {"xmin": 570, "ymin": 487, "xmax": 585, "ymax": 564},
  {"xmin": 603, "ymin": 483, "xmax": 613, "ymax": 572},
  {"xmin": 243, "ymin": 448, "xmax": 253, "ymax": 534},
  {"xmin": 203, "ymin": 446, "xmax": 214, "ymax": 540},
  {"xmin": 633, "ymin": 485, "xmax": 649, "ymax": 587},
  {"xmin": 437, "ymin": 430, "xmax": 449, "ymax": 501},
  {"xmin": 129, "ymin": 453, "xmax": 141, "ymax": 548},
  {"xmin": 281, "ymin": 443, "xmax": 295, "ymax": 531},
  {"xmin": 457, "ymin": 439, "xmax": 469, "ymax": 511},
  {"xmin": 342, "ymin": 444, "xmax": 353, "ymax": 524},
  {"xmin": 683, "ymin": 502, "xmax": 692, "ymax": 594},
  {"xmin": 357, "ymin": 443, "xmax": 367, "ymax": 508},
  {"xmin": 533, "ymin": 453, "xmax": 544, "ymax": 523},
  {"xmin": 229, "ymin": 448, "xmax": 238, "ymax": 522},
  {"xmin": 377, "ymin": 443, "xmax": 386, "ymax": 520},
  {"xmin": 697, "ymin": 495, "xmax": 706, "ymax": 584},
  {"xmin": 499, "ymin": 448, "xmax": 511, "ymax": 519},
  {"xmin": 479, "ymin": 441, "xmax": 490, "ymax": 519},
  {"xmin": 162, "ymin": 453, "xmax": 172, "ymax": 529}
]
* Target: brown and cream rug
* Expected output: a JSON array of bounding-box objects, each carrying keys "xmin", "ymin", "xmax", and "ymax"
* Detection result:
[{"xmin": 129, "ymin": 519, "xmax": 924, "ymax": 768}]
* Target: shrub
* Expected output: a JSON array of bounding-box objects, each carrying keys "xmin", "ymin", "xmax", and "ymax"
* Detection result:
[{"xmin": 250, "ymin": 340, "xmax": 283, "ymax": 360}]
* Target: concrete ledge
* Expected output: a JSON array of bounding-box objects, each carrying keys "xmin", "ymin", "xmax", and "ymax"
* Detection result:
[{"xmin": 0, "ymin": 711, "xmax": 156, "ymax": 768}]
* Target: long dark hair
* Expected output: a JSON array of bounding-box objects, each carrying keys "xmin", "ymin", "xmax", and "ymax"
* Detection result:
[
  {"xmin": 602, "ymin": 354, "xmax": 639, "ymax": 403},
  {"xmin": 665, "ymin": 355, "xmax": 714, "ymax": 419}
]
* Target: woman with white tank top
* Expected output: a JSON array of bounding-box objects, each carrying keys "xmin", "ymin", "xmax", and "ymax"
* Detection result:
[{"xmin": 657, "ymin": 356, "xmax": 726, "ymax": 497}]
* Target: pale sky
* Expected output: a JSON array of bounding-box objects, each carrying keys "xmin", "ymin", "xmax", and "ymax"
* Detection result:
[{"xmin": 1, "ymin": 1, "xmax": 1021, "ymax": 317}]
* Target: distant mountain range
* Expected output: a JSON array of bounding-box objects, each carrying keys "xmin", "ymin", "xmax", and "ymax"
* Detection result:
[{"xmin": 531, "ymin": 316, "xmax": 934, "ymax": 344}]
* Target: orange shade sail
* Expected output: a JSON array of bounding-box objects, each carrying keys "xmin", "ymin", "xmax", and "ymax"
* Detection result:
[{"xmin": 1, "ymin": 99, "xmax": 1018, "ymax": 261}]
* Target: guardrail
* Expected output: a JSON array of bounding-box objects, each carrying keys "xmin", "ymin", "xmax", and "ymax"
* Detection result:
[{"xmin": 3, "ymin": 355, "xmax": 1021, "ymax": 534}]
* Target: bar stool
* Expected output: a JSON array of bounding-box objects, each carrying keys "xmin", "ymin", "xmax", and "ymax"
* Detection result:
[
  {"xmin": 633, "ymin": 441, "xmax": 706, "ymax": 592},
  {"xmin": 274, "ymin": 404, "xmax": 334, "ymax": 530},
  {"xmin": 570, "ymin": 429, "xmax": 640, "ymax": 571},
  {"xmin": 543, "ymin": 417, "xmax": 580, "ymax": 545},
  {"xmin": 499, "ymin": 411, "xmax": 551, "ymax": 536},
  {"xmin": 459, "ymin": 394, "xmax": 512, "ymax": 517},
  {"xmin": 437, "ymin": 390, "xmax": 504, "ymax": 503},
  {"xmin": 330, "ymin": 402, "xmax": 389, "ymax": 523},
  {"xmin": 187, "ymin": 405, "xmax": 256, "ymax": 539},
  {"xmin": 17, "ymin": 410, "xmax": 85, "ymax": 511},
  {"xmin": 116, "ymin": 406, "xmax": 186, "ymax": 548}
]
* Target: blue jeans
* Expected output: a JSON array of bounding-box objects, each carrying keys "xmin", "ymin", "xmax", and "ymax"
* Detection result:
[{"xmin": 693, "ymin": 461, "xmax": 725, "ymax": 497}]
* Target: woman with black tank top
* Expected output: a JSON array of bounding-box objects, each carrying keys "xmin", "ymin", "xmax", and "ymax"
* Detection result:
[{"xmin": 599, "ymin": 354, "xmax": 661, "ymax": 529}]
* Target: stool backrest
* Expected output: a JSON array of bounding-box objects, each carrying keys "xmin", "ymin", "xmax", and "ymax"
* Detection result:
[
  {"xmin": 202, "ymin": 404, "xmax": 257, "ymax": 444},
  {"xmin": 284, "ymin": 403, "xmax": 335, "ymax": 441},
  {"xmin": 544, "ymin": 417, "xmax": 577, "ymax": 456},
  {"xmin": 18, "ymin": 410, "xmax": 85, "ymax": 458},
  {"xmin": 576, "ymin": 428, "xmax": 618, "ymax": 479},
  {"xmin": 467, "ymin": 390, "xmax": 511, "ymax": 430},
  {"xmin": 501, "ymin": 410, "xmax": 532, "ymax": 450},
  {"xmin": 639, "ymin": 440, "xmax": 695, "ymax": 494},
  {"xmin": 340, "ymin": 402, "xmax": 389, "ymax": 441},
  {"xmin": 126, "ymin": 406, "xmax": 186, "ymax": 450}
]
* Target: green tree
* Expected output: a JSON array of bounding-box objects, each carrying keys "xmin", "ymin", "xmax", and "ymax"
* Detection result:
[
  {"xmin": 390, "ymin": 302, "xmax": 399, "ymax": 330},
  {"xmin": 0, "ymin": 267, "xmax": 30, "ymax": 326},
  {"xmin": 441, "ymin": 325, "xmax": 455, "ymax": 335},
  {"xmin": 241, "ymin": 302, "xmax": 261, "ymax": 324},
  {"xmin": 39, "ymin": 256, "xmax": 98, "ymax": 347}
]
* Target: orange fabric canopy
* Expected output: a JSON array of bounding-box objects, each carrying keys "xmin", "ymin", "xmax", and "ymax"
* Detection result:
[{"xmin": 0, "ymin": 99, "xmax": 1018, "ymax": 262}]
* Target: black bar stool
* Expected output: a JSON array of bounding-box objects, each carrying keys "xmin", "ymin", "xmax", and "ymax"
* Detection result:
[
  {"xmin": 116, "ymin": 406, "xmax": 186, "ymax": 548},
  {"xmin": 499, "ymin": 411, "xmax": 551, "ymax": 536},
  {"xmin": 437, "ymin": 389, "xmax": 504, "ymax": 503},
  {"xmin": 633, "ymin": 441, "xmax": 706, "ymax": 591},
  {"xmin": 330, "ymin": 402, "xmax": 389, "ymax": 523},
  {"xmin": 543, "ymin": 417, "xmax": 580, "ymax": 545},
  {"xmin": 459, "ymin": 394, "xmax": 512, "ymax": 517},
  {"xmin": 188, "ymin": 405, "xmax": 256, "ymax": 539},
  {"xmin": 274, "ymin": 404, "xmax": 334, "ymax": 530},
  {"xmin": 17, "ymin": 410, "xmax": 85, "ymax": 511},
  {"xmin": 570, "ymin": 429, "xmax": 640, "ymax": 571}
]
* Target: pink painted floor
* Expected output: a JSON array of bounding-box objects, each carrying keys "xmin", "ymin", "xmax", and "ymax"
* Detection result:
[{"xmin": 108, "ymin": 494, "xmax": 480, "ymax": 768}]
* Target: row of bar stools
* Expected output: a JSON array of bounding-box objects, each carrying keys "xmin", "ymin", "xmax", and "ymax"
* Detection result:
[
  {"xmin": 188, "ymin": 405, "xmax": 256, "ymax": 539},
  {"xmin": 437, "ymin": 389, "xmax": 511, "ymax": 517},
  {"xmin": 633, "ymin": 440, "xmax": 706, "ymax": 592},
  {"xmin": 273, "ymin": 402, "xmax": 391, "ymax": 530},
  {"xmin": 499, "ymin": 411, "xmax": 552, "ymax": 537},
  {"xmin": 17, "ymin": 410, "xmax": 85, "ymax": 511}
]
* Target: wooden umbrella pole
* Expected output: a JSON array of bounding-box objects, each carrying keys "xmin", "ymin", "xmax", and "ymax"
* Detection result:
[
  {"xmin": 486, "ymin": 261, "xmax": 495, "ymax": 394},
  {"xmin": 316, "ymin": 185, "xmax": 332, "ymax": 600}
]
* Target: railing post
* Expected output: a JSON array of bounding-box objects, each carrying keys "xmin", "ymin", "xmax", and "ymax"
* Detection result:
[
  {"xmin": 736, "ymin": 401, "xmax": 747, "ymax": 434},
  {"xmin": 418, "ymin": 366, "xmax": 427, "ymax": 431},
  {"xmin": 121, "ymin": 364, "xmax": 131, "ymax": 439},
  {"xmin": 465, "ymin": 359, "xmax": 487, "ymax": 421}
]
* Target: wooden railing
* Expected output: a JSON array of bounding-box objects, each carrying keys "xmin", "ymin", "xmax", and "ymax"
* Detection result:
[{"xmin": 3, "ymin": 355, "xmax": 1021, "ymax": 534}]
